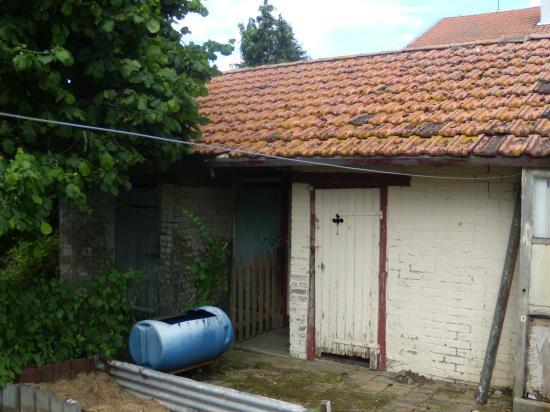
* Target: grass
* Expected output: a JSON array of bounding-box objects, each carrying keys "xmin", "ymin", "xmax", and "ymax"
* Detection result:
[
  {"xmin": 184, "ymin": 354, "xmax": 388, "ymax": 411},
  {"xmin": 182, "ymin": 350, "xmax": 512, "ymax": 412}
]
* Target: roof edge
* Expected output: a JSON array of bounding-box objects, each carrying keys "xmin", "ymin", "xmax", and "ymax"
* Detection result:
[
  {"xmin": 424, "ymin": 6, "xmax": 539, "ymax": 22},
  {"xmin": 406, "ymin": 16, "xmax": 445, "ymax": 48},
  {"xmin": 204, "ymin": 155, "xmax": 542, "ymax": 168},
  {"xmin": 221, "ymin": 33, "xmax": 550, "ymax": 75}
]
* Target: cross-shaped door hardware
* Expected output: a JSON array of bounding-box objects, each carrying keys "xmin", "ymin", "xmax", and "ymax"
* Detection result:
[
  {"xmin": 332, "ymin": 213, "xmax": 344, "ymax": 235},
  {"xmin": 332, "ymin": 213, "xmax": 344, "ymax": 225}
]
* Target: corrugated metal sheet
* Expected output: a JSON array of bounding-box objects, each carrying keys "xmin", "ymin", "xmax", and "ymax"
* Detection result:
[
  {"xmin": 101, "ymin": 360, "xmax": 307, "ymax": 412},
  {"xmin": 0, "ymin": 383, "xmax": 81, "ymax": 412}
]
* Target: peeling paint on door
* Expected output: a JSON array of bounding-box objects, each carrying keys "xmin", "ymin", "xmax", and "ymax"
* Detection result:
[{"xmin": 314, "ymin": 189, "xmax": 380, "ymax": 363}]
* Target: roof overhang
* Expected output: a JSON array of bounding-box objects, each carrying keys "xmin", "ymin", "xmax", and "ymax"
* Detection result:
[{"xmin": 204, "ymin": 155, "xmax": 550, "ymax": 169}]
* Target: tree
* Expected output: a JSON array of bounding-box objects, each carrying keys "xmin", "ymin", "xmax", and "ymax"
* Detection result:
[
  {"xmin": 0, "ymin": 0, "xmax": 233, "ymax": 238},
  {"xmin": 238, "ymin": 0, "xmax": 307, "ymax": 67}
]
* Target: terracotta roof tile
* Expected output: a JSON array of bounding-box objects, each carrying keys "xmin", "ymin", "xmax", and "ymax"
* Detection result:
[
  {"xmin": 409, "ymin": 7, "xmax": 550, "ymax": 48},
  {"xmin": 198, "ymin": 37, "xmax": 550, "ymax": 159}
]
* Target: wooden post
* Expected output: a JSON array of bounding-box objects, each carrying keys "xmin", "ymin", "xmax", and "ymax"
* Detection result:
[
  {"xmin": 476, "ymin": 190, "xmax": 521, "ymax": 405},
  {"xmin": 238, "ymin": 257, "xmax": 245, "ymax": 342},
  {"xmin": 258, "ymin": 253, "xmax": 265, "ymax": 334},
  {"xmin": 230, "ymin": 258, "xmax": 237, "ymax": 337},
  {"xmin": 251, "ymin": 255, "xmax": 258, "ymax": 337},
  {"xmin": 274, "ymin": 252, "xmax": 282, "ymax": 328},
  {"xmin": 306, "ymin": 189, "xmax": 316, "ymax": 361},
  {"xmin": 377, "ymin": 186, "xmax": 388, "ymax": 372},
  {"xmin": 265, "ymin": 253, "xmax": 272, "ymax": 331},
  {"xmin": 271, "ymin": 250, "xmax": 278, "ymax": 329},
  {"xmin": 514, "ymin": 170, "xmax": 535, "ymax": 401},
  {"xmin": 245, "ymin": 257, "xmax": 251, "ymax": 340}
]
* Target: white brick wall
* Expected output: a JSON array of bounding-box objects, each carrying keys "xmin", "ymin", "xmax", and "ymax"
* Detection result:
[
  {"xmin": 289, "ymin": 183, "xmax": 311, "ymax": 359},
  {"xmin": 386, "ymin": 177, "xmax": 519, "ymax": 387},
  {"xmin": 288, "ymin": 170, "xmax": 520, "ymax": 386}
]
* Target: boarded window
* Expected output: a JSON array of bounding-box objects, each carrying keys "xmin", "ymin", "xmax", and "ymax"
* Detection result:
[{"xmin": 534, "ymin": 178, "xmax": 550, "ymax": 238}]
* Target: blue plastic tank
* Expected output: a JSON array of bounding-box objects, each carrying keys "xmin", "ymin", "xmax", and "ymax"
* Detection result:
[{"xmin": 128, "ymin": 306, "xmax": 233, "ymax": 371}]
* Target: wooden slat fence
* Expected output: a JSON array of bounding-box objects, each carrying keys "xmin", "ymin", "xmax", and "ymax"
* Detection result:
[{"xmin": 230, "ymin": 252, "xmax": 283, "ymax": 342}]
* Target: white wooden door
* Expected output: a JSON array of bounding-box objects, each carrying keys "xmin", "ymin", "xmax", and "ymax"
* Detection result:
[{"xmin": 315, "ymin": 188, "xmax": 380, "ymax": 361}]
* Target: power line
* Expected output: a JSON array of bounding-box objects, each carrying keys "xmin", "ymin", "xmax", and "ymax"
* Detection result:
[{"xmin": 0, "ymin": 111, "xmax": 521, "ymax": 181}]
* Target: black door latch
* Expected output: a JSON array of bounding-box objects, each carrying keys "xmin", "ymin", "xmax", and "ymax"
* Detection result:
[{"xmin": 332, "ymin": 214, "xmax": 344, "ymax": 225}]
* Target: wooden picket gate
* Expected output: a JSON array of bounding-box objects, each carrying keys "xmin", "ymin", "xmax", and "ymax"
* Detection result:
[{"xmin": 230, "ymin": 252, "xmax": 283, "ymax": 342}]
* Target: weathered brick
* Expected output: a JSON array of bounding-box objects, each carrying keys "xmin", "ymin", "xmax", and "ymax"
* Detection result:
[
  {"xmin": 386, "ymin": 172, "xmax": 519, "ymax": 387},
  {"xmin": 59, "ymin": 192, "xmax": 116, "ymax": 281}
]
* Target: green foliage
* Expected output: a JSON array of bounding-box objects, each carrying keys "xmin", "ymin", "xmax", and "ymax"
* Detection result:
[
  {"xmin": 0, "ymin": 269, "xmax": 137, "ymax": 386},
  {"xmin": 238, "ymin": 0, "xmax": 308, "ymax": 67},
  {"xmin": 0, "ymin": 0, "xmax": 233, "ymax": 238},
  {"xmin": 0, "ymin": 234, "xmax": 59, "ymax": 280},
  {"xmin": 181, "ymin": 209, "xmax": 231, "ymax": 308}
]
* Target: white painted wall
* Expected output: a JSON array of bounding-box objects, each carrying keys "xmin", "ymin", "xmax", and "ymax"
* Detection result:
[
  {"xmin": 386, "ymin": 177, "xmax": 519, "ymax": 387},
  {"xmin": 288, "ymin": 168, "xmax": 521, "ymax": 387},
  {"xmin": 289, "ymin": 183, "xmax": 311, "ymax": 359}
]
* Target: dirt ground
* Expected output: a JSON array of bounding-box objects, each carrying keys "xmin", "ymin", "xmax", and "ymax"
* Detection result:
[
  {"xmin": 184, "ymin": 349, "xmax": 513, "ymax": 412},
  {"xmin": 38, "ymin": 372, "xmax": 167, "ymax": 412}
]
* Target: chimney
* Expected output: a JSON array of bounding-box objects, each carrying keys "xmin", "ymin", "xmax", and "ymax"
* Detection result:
[{"xmin": 541, "ymin": 0, "xmax": 550, "ymax": 25}]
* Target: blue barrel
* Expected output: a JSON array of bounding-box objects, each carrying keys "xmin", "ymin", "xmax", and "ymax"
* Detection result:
[{"xmin": 128, "ymin": 306, "xmax": 233, "ymax": 371}]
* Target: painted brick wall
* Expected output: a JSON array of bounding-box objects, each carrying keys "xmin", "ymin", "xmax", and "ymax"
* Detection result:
[
  {"xmin": 159, "ymin": 185, "xmax": 235, "ymax": 307},
  {"xmin": 288, "ymin": 170, "xmax": 520, "ymax": 387},
  {"xmin": 59, "ymin": 191, "xmax": 116, "ymax": 281},
  {"xmin": 289, "ymin": 183, "xmax": 311, "ymax": 359},
  {"xmin": 386, "ymin": 177, "xmax": 519, "ymax": 387}
]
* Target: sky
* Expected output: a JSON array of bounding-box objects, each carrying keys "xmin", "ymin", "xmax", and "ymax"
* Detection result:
[{"xmin": 177, "ymin": 0, "xmax": 541, "ymax": 70}]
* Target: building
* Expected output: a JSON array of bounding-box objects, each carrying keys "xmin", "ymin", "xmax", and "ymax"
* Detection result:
[
  {"xmin": 408, "ymin": 3, "xmax": 550, "ymax": 48},
  {"xmin": 60, "ymin": 5, "xmax": 550, "ymax": 410}
]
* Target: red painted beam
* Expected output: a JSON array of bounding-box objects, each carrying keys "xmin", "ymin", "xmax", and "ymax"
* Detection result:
[
  {"xmin": 377, "ymin": 187, "xmax": 388, "ymax": 371},
  {"xmin": 306, "ymin": 189, "xmax": 316, "ymax": 361}
]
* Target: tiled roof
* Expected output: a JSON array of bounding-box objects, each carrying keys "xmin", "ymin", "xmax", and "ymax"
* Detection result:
[
  {"xmin": 198, "ymin": 37, "xmax": 550, "ymax": 160},
  {"xmin": 409, "ymin": 7, "xmax": 550, "ymax": 48}
]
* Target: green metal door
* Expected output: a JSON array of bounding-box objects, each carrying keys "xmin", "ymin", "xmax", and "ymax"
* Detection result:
[{"xmin": 235, "ymin": 186, "xmax": 282, "ymax": 259}]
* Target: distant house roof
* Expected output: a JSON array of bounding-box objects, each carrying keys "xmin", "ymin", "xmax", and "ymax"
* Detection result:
[
  {"xmin": 197, "ymin": 36, "xmax": 550, "ymax": 161},
  {"xmin": 408, "ymin": 7, "xmax": 550, "ymax": 48}
]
